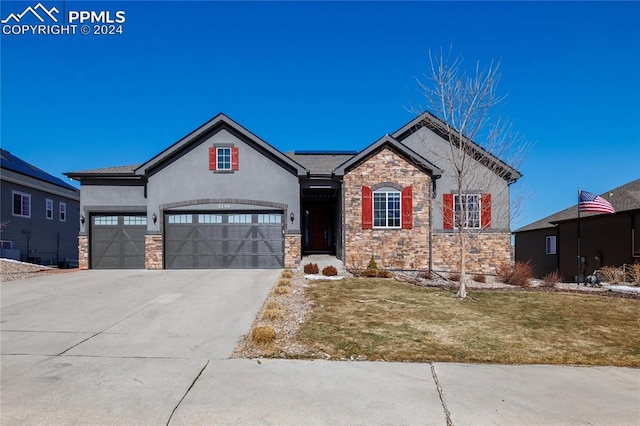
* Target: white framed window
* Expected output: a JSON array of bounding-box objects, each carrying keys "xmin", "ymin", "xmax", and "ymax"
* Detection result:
[
  {"xmin": 12, "ymin": 191, "xmax": 31, "ymax": 218},
  {"xmin": 168, "ymin": 214, "xmax": 192, "ymax": 224},
  {"xmin": 46, "ymin": 199, "xmax": 53, "ymax": 220},
  {"xmin": 546, "ymin": 236, "xmax": 557, "ymax": 255},
  {"xmin": 217, "ymin": 147, "xmax": 232, "ymax": 170},
  {"xmin": 454, "ymin": 194, "xmax": 480, "ymax": 229},
  {"xmin": 59, "ymin": 202, "xmax": 67, "ymax": 222},
  {"xmin": 373, "ymin": 191, "xmax": 401, "ymax": 228}
]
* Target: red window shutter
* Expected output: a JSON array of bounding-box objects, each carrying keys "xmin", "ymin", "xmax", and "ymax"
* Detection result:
[
  {"xmin": 443, "ymin": 193, "xmax": 454, "ymax": 229},
  {"xmin": 401, "ymin": 186, "xmax": 413, "ymax": 229},
  {"xmin": 231, "ymin": 147, "xmax": 239, "ymax": 170},
  {"xmin": 209, "ymin": 147, "xmax": 216, "ymax": 170},
  {"xmin": 481, "ymin": 193, "xmax": 492, "ymax": 229},
  {"xmin": 362, "ymin": 186, "xmax": 372, "ymax": 229}
]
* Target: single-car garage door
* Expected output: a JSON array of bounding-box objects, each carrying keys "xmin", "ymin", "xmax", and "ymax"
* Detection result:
[
  {"xmin": 91, "ymin": 215, "xmax": 147, "ymax": 269},
  {"xmin": 165, "ymin": 212, "xmax": 284, "ymax": 269}
]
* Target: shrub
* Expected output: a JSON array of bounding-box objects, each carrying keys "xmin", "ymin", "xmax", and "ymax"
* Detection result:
[
  {"xmin": 251, "ymin": 325, "xmax": 276, "ymax": 344},
  {"xmin": 346, "ymin": 254, "xmax": 365, "ymax": 276},
  {"xmin": 367, "ymin": 254, "xmax": 378, "ymax": 271},
  {"xmin": 360, "ymin": 268, "xmax": 378, "ymax": 278},
  {"xmin": 281, "ymin": 269, "xmax": 294, "ymax": 278},
  {"xmin": 265, "ymin": 300, "xmax": 282, "ymax": 310},
  {"xmin": 377, "ymin": 270, "xmax": 393, "ymax": 278},
  {"xmin": 473, "ymin": 274, "xmax": 486, "ymax": 283},
  {"xmin": 542, "ymin": 270, "xmax": 563, "ymax": 287},
  {"xmin": 627, "ymin": 263, "xmax": 640, "ymax": 285},
  {"xmin": 448, "ymin": 273, "xmax": 461, "ymax": 282},
  {"xmin": 262, "ymin": 308, "xmax": 284, "ymax": 320},
  {"xmin": 277, "ymin": 278, "xmax": 291, "ymax": 287},
  {"xmin": 418, "ymin": 270, "xmax": 433, "ymax": 280},
  {"xmin": 303, "ymin": 263, "xmax": 319, "ymax": 274},
  {"xmin": 497, "ymin": 261, "xmax": 533, "ymax": 287},
  {"xmin": 600, "ymin": 266, "xmax": 623, "ymax": 284},
  {"xmin": 273, "ymin": 286, "xmax": 291, "ymax": 295},
  {"xmin": 322, "ymin": 265, "xmax": 338, "ymax": 276}
]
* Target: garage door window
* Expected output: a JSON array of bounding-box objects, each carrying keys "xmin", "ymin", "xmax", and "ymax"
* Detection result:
[
  {"xmin": 94, "ymin": 216, "xmax": 118, "ymax": 225},
  {"xmin": 258, "ymin": 214, "xmax": 282, "ymax": 223},
  {"xmin": 168, "ymin": 214, "xmax": 192, "ymax": 224},
  {"xmin": 228, "ymin": 214, "xmax": 252, "ymax": 223},
  {"xmin": 123, "ymin": 216, "xmax": 147, "ymax": 226},
  {"xmin": 198, "ymin": 214, "xmax": 222, "ymax": 223}
]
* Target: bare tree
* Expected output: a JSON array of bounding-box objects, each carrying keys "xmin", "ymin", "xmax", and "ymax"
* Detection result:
[{"xmin": 414, "ymin": 48, "xmax": 528, "ymax": 298}]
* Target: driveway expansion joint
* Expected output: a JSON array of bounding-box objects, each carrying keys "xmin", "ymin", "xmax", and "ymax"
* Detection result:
[
  {"xmin": 166, "ymin": 359, "xmax": 210, "ymax": 425},
  {"xmin": 430, "ymin": 363, "xmax": 453, "ymax": 426}
]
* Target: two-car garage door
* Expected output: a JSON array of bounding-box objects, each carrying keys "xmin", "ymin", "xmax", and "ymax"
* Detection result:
[
  {"xmin": 164, "ymin": 212, "xmax": 284, "ymax": 269},
  {"xmin": 90, "ymin": 212, "xmax": 284, "ymax": 269}
]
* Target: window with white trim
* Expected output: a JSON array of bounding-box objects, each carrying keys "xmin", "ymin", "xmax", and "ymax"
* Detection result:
[
  {"xmin": 94, "ymin": 216, "xmax": 118, "ymax": 226},
  {"xmin": 12, "ymin": 191, "xmax": 31, "ymax": 217},
  {"xmin": 46, "ymin": 199, "xmax": 53, "ymax": 220},
  {"xmin": 217, "ymin": 147, "xmax": 231, "ymax": 170},
  {"xmin": 228, "ymin": 214, "xmax": 252, "ymax": 224},
  {"xmin": 454, "ymin": 194, "xmax": 480, "ymax": 229},
  {"xmin": 545, "ymin": 236, "xmax": 557, "ymax": 255},
  {"xmin": 59, "ymin": 202, "xmax": 66, "ymax": 222},
  {"xmin": 198, "ymin": 214, "xmax": 222, "ymax": 224},
  {"xmin": 373, "ymin": 191, "xmax": 401, "ymax": 228},
  {"xmin": 257, "ymin": 214, "xmax": 281, "ymax": 224},
  {"xmin": 123, "ymin": 216, "xmax": 147, "ymax": 226}
]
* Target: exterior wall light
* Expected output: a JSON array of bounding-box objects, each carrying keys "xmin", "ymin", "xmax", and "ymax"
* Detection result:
[
  {"xmin": 152, "ymin": 213, "xmax": 158, "ymax": 224},
  {"xmin": 80, "ymin": 215, "xmax": 85, "ymax": 225},
  {"xmin": 290, "ymin": 212, "xmax": 295, "ymax": 223}
]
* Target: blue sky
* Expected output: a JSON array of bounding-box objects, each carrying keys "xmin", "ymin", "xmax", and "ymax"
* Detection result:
[{"xmin": 2, "ymin": 1, "xmax": 638, "ymax": 229}]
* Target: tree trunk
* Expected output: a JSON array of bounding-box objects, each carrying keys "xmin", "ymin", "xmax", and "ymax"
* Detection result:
[{"xmin": 456, "ymin": 224, "xmax": 467, "ymax": 298}]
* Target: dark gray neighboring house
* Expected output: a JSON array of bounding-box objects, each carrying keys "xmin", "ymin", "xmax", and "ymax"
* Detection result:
[
  {"xmin": 514, "ymin": 179, "xmax": 640, "ymax": 281},
  {"xmin": 0, "ymin": 149, "xmax": 80, "ymax": 266}
]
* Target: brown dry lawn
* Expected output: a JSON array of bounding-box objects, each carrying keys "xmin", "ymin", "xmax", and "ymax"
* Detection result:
[{"xmin": 297, "ymin": 278, "xmax": 640, "ymax": 366}]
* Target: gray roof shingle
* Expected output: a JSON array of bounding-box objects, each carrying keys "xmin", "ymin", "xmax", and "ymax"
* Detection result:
[{"xmin": 514, "ymin": 178, "xmax": 640, "ymax": 233}]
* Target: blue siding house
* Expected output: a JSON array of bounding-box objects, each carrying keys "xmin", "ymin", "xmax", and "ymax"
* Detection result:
[{"xmin": 1, "ymin": 149, "xmax": 80, "ymax": 266}]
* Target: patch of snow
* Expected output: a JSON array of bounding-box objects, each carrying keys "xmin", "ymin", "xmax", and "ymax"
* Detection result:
[
  {"xmin": 604, "ymin": 284, "xmax": 640, "ymax": 294},
  {"xmin": 304, "ymin": 274, "xmax": 344, "ymax": 281}
]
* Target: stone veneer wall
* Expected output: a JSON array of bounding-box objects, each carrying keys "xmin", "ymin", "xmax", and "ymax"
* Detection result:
[
  {"xmin": 145, "ymin": 235, "xmax": 163, "ymax": 270},
  {"xmin": 78, "ymin": 236, "xmax": 89, "ymax": 270},
  {"xmin": 343, "ymin": 147, "xmax": 431, "ymax": 270},
  {"xmin": 284, "ymin": 234, "xmax": 301, "ymax": 268},
  {"xmin": 432, "ymin": 232, "xmax": 511, "ymax": 274}
]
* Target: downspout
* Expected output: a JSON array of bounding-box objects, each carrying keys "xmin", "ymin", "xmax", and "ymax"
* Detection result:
[{"xmin": 429, "ymin": 177, "xmax": 438, "ymax": 272}]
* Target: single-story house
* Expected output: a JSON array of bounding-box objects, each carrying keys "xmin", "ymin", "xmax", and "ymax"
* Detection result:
[
  {"xmin": 66, "ymin": 112, "xmax": 521, "ymax": 271},
  {"xmin": 514, "ymin": 179, "xmax": 640, "ymax": 280},
  {"xmin": 1, "ymin": 149, "xmax": 80, "ymax": 266}
]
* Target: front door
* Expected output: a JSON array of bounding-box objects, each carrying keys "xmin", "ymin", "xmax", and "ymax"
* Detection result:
[{"xmin": 306, "ymin": 205, "xmax": 332, "ymax": 252}]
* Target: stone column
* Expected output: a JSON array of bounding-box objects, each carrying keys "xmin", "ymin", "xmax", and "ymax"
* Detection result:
[
  {"xmin": 284, "ymin": 234, "xmax": 301, "ymax": 269},
  {"xmin": 78, "ymin": 236, "xmax": 89, "ymax": 270},
  {"xmin": 145, "ymin": 235, "xmax": 163, "ymax": 270}
]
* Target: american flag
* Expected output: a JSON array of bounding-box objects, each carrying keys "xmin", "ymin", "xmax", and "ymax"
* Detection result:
[{"xmin": 579, "ymin": 190, "xmax": 615, "ymax": 214}]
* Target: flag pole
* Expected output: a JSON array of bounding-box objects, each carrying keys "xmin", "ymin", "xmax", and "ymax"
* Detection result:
[{"xmin": 577, "ymin": 187, "xmax": 581, "ymax": 284}]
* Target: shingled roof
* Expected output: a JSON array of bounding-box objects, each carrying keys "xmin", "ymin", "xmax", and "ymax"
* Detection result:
[
  {"xmin": 513, "ymin": 178, "xmax": 640, "ymax": 233},
  {"xmin": 285, "ymin": 151, "xmax": 357, "ymax": 176}
]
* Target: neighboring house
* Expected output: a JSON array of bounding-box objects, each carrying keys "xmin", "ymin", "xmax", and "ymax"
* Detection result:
[
  {"xmin": 66, "ymin": 112, "xmax": 521, "ymax": 272},
  {"xmin": 514, "ymin": 179, "xmax": 640, "ymax": 281},
  {"xmin": 0, "ymin": 149, "xmax": 80, "ymax": 266}
]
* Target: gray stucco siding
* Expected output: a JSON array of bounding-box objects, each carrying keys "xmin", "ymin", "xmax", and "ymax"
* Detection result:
[
  {"xmin": 0, "ymin": 181, "xmax": 79, "ymax": 265},
  {"xmin": 146, "ymin": 129, "xmax": 300, "ymax": 234},
  {"xmin": 78, "ymin": 183, "xmax": 147, "ymax": 236},
  {"xmin": 399, "ymin": 127, "xmax": 512, "ymax": 231}
]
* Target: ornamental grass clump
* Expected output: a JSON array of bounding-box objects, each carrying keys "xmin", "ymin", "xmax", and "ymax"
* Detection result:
[
  {"xmin": 265, "ymin": 300, "xmax": 282, "ymax": 310},
  {"xmin": 497, "ymin": 261, "xmax": 533, "ymax": 287},
  {"xmin": 273, "ymin": 285, "xmax": 291, "ymax": 295},
  {"xmin": 601, "ymin": 266, "xmax": 624, "ymax": 284},
  {"xmin": 473, "ymin": 274, "xmax": 486, "ymax": 283},
  {"xmin": 262, "ymin": 308, "xmax": 284, "ymax": 321},
  {"xmin": 542, "ymin": 270, "xmax": 563, "ymax": 287},
  {"xmin": 277, "ymin": 278, "xmax": 291, "ymax": 287},
  {"xmin": 322, "ymin": 265, "xmax": 338, "ymax": 276},
  {"xmin": 281, "ymin": 269, "xmax": 294, "ymax": 279},
  {"xmin": 251, "ymin": 325, "xmax": 276, "ymax": 344},
  {"xmin": 303, "ymin": 263, "xmax": 319, "ymax": 274}
]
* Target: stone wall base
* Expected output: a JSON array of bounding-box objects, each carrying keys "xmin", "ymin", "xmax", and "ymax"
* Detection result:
[
  {"xmin": 432, "ymin": 232, "xmax": 511, "ymax": 275},
  {"xmin": 284, "ymin": 234, "xmax": 301, "ymax": 269},
  {"xmin": 78, "ymin": 236, "xmax": 88, "ymax": 270},
  {"xmin": 145, "ymin": 235, "xmax": 163, "ymax": 270}
]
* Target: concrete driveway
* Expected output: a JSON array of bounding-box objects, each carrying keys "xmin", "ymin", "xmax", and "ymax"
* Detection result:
[{"xmin": 2, "ymin": 270, "xmax": 639, "ymax": 425}]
